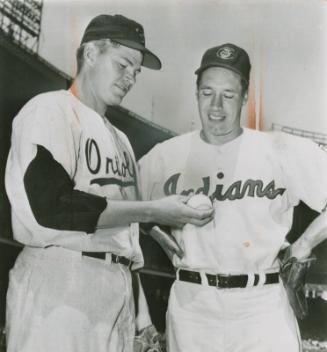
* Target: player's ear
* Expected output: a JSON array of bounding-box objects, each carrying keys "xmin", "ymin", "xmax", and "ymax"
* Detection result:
[
  {"xmin": 242, "ymin": 90, "xmax": 248, "ymax": 105},
  {"xmin": 83, "ymin": 42, "xmax": 98, "ymax": 67}
]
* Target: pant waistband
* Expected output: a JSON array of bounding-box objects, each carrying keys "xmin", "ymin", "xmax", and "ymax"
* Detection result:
[
  {"xmin": 177, "ymin": 269, "xmax": 279, "ymax": 288},
  {"xmin": 23, "ymin": 247, "xmax": 132, "ymax": 267},
  {"xmin": 82, "ymin": 252, "xmax": 132, "ymax": 267}
]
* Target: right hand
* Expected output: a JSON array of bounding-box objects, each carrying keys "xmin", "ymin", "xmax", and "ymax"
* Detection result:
[{"xmin": 151, "ymin": 195, "xmax": 214, "ymax": 228}]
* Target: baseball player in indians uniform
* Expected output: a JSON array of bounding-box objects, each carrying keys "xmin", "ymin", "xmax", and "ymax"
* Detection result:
[
  {"xmin": 139, "ymin": 43, "xmax": 327, "ymax": 352},
  {"xmin": 4, "ymin": 14, "xmax": 213, "ymax": 352}
]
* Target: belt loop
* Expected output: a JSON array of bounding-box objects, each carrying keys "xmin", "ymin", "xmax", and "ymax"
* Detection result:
[
  {"xmin": 176, "ymin": 268, "xmax": 181, "ymax": 281},
  {"xmin": 199, "ymin": 270, "xmax": 209, "ymax": 287},
  {"xmin": 106, "ymin": 253, "xmax": 112, "ymax": 264},
  {"xmin": 246, "ymin": 273, "xmax": 255, "ymax": 287},
  {"xmin": 257, "ymin": 272, "xmax": 266, "ymax": 286}
]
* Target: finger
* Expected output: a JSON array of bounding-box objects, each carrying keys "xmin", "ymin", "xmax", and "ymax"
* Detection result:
[
  {"xmin": 165, "ymin": 242, "xmax": 184, "ymax": 256},
  {"xmin": 178, "ymin": 193, "xmax": 194, "ymax": 204},
  {"xmin": 187, "ymin": 215, "xmax": 214, "ymax": 227},
  {"xmin": 175, "ymin": 247, "xmax": 184, "ymax": 259},
  {"xmin": 175, "ymin": 211, "xmax": 214, "ymax": 226},
  {"xmin": 150, "ymin": 226, "xmax": 184, "ymax": 258},
  {"xmin": 168, "ymin": 247, "xmax": 184, "ymax": 259},
  {"xmin": 164, "ymin": 246, "xmax": 184, "ymax": 261},
  {"xmin": 173, "ymin": 222, "xmax": 185, "ymax": 230},
  {"xmin": 200, "ymin": 208, "xmax": 215, "ymax": 218},
  {"xmin": 163, "ymin": 248, "xmax": 175, "ymax": 261},
  {"xmin": 183, "ymin": 206, "xmax": 214, "ymax": 219}
]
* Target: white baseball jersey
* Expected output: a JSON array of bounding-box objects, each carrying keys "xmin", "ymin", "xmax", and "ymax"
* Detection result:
[
  {"xmin": 5, "ymin": 89, "xmax": 142, "ymax": 352},
  {"xmin": 6, "ymin": 89, "xmax": 143, "ymax": 269},
  {"xmin": 139, "ymin": 128, "xmax": 327, "ymax": 274}
]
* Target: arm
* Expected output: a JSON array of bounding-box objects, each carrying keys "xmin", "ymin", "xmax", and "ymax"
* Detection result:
[
  {"xmin": 19, "ymin": 106, "xmax": 213, "ymax": 238},
  {"xmin": 24, "ymin": 145, "xmax": 213, "ymax": 233},
  {"xmin": 133, "ymin": 272, "xmax": 152, "ymax": 332},
  {"xmin": 288, "ymin": 209, "xmax": 327, "ymax": 260},
  {"xmin": 97, "ymin": 194, "xmax": 214, "ymax": 229},
  {"xmin": 279, "ymin": 209, "xmax": 326, "ymax": 320},
  {"xmin": 25, "ymin": 148, "xmax": 214, "ymax": 233},
  {"xmin": 276, "ymin": 134, "xmax": 327, "ymax": 259},
  {"xmin": 133, "ymin": 273, "xmax": 164, "ymax": 352},
  {"xmin": 11, "ymin": 102, "xmax": 213, "ymax": 239}
]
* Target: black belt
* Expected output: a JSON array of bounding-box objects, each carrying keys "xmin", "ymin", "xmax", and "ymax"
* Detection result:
[
  {"xmin": 82, "ymin": 252, "xmax": 132, "ymax": 267},
  {"xmin": 178, "ymin": 269, "xmax": 279, "ymax": 288}
]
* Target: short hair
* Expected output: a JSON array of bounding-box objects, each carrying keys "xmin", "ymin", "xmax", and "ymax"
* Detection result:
[
  {"xmin": 196, "ymin": 70, "xmax": 249, "ymax": 97},
  {"xmin": 75, "ymin": 39, "xmax": 120, "ymax": 75}
]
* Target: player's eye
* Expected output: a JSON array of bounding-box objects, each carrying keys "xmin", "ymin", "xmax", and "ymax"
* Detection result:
[
  {"xmin": 118, "ymin": 62, "xmax": 127, "ymax": 69},
  {"xmin": 223, "ymin": 93, "xmax": 234, "ymax": 99},
  {"xmin": 200, "ymin": 88, "xmax": 212, "ymax": 96}
]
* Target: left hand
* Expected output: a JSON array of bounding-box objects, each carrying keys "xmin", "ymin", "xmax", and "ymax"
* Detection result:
[
  {"xmin": 134, "ymin": 324, "xmax": 163, "ymax": 352},
  {"xmin": 279, "ymin": 246, "xmax": 316, "ymax": 320}
]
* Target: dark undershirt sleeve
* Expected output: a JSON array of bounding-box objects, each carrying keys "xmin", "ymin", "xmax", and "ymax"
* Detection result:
[{"xmin": 24, "ymin": 145, "xmax": 107, "ymax": 233}]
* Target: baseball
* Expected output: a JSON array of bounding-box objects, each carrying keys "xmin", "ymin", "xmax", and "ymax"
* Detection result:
[{"xmin": 187, "ymin": 194, "xmax": 213, "ymax": 210}]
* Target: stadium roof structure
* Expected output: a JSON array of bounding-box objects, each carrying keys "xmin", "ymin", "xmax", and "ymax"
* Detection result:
[{"xmin": 0, "ymin": 0, "xmax": 43, "ymax": 54}]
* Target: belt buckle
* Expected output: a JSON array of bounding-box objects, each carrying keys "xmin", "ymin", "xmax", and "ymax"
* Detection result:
[
  {"xmin": 217, "ymin": 274, "xmax": 229, "ymax": 288},
  {"xmin": 206, "ymin": 273, "xmax": 223, "ymax": 287}
]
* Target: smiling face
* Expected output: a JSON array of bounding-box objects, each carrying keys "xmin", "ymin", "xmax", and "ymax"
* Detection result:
[
  {"xmin": 197, "ymin": 67, "xmax": 248, "ymax": 145},
  {"xmin": 84, "ymin": 41, "xmax": 142, "ymax": 112}
]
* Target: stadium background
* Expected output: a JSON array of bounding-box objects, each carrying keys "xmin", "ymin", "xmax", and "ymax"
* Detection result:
[{"xmin": 0, "ymin": 1, "xmax": 326, "ymax": 350}]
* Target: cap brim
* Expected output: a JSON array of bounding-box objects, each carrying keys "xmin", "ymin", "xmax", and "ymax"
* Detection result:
[
  {"xmin": 195, "ymin": 63, "xmax": 248, "ymax": 83},
  {"xmin": 114, "ymin": 39, "xmax": 162, "ymax": 70}
]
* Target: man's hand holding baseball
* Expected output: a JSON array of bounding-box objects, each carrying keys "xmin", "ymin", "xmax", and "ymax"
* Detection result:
[{"xmin": 150, "ymin": 195, "xmax": 214, "ymax": 228}]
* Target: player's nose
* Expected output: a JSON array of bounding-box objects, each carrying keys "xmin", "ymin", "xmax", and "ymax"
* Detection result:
[
  {"xmin": 210, "ymin": 92, "xmax": 223, "ymax": 109},
  {"xmin": 124, "ymin": 69, "xmax": 137, "ymax": 87}
]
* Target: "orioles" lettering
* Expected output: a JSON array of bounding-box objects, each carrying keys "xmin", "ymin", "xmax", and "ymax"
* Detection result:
[
  {"xmin": 85, "ymin": 139, "xmax": 101, "ymax": 175},
  {"xmin": 85, "ymin": 138, "xmax": 136, "ymax": 187},
  {"xmin": 105, "ymin": 151, "xmax": 135, "ymax": 178},
  {"xmin": 163, "ymin": 172, "xmax": 286, "ymax": 201}
]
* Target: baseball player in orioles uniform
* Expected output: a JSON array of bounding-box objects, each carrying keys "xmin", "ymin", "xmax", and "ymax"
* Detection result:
[
  {"xmin": 4, "ymin": 14, "xmax": 213, "ymax": 352},
  {"xmin": 139, "ymin": 44, "xmax": 327, "ymax": 352}
]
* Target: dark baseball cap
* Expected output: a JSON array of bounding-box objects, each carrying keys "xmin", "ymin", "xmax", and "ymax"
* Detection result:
[
  {"xmin": 81, "ymin": 14, "xmax": 161, "ymax": 70},
  {"xmin": 195, "ymin": 43, "xmax": 251, "ymax": 83}
]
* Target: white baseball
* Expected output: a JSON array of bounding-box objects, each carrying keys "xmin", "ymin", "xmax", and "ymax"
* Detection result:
[{"xmin": 187, "ymin": 194, "xmax": 213, "ymax": 210}]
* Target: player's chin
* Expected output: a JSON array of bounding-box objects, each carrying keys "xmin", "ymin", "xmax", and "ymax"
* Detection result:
[
  {"xmin": 106, "ymin": 94, "xmax": 124, "ymax": 106},
  {"xmin": 209, "ymin": 124, "xmax": 235, "ymax": 136}
]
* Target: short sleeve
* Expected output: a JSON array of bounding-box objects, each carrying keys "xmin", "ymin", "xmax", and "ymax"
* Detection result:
[
  {"xmin": 276, "ymin": 132, "xmax": 327, "ymax": 213},
  {"xmin": 11, "ymin": 103, "xmax": 78, "ymax": 178},
  {"xmin": 5, "ymin": 98, "xmax": 105, "ymax": 241},
  {"xmin": 138, "ymin": 145, "xmax": 164, "ymax": 201}
]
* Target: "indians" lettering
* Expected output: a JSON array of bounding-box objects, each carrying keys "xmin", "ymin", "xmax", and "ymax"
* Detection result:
[{"xmin": 163, "ymin": 172, "xmax": 285, "ymax": 201}]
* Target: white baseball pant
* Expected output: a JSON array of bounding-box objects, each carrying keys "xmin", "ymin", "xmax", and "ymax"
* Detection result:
[
  {"xmin": 6, "ymin": 246, "xmax": 135, "ymax": 352},
  {"xmin": 166, "ymin": 279, "xmax": 301, "ymax": 352}
]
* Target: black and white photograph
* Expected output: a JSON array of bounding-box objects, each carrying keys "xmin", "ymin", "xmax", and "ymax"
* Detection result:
[{"xmin": 0, "ymin": 0, "xmax": 326, "ymax": 351}]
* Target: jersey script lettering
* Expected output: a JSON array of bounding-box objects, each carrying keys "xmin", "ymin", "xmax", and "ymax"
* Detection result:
[
  {"xmin": 163, "ymin": 172, "xmax": 286, "ymax": 201},
  {"xmin": 85, "ymin": 138, "xmax": 136, "ymax": 187}
]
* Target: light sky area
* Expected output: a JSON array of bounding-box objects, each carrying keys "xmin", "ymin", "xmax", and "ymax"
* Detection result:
[{"xmin": 39, "ymin": 0, "xmax": 327, "ymax": 135}]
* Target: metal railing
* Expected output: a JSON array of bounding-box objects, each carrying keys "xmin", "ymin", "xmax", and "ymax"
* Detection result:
[{"xmin": 272, "ymin": 123, "xmax": 327, "ymax": 147}]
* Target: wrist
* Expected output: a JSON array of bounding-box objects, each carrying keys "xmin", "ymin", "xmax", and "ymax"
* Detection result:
[
  {"xmin": 144, "ymin": 200, "xmax": 159, "ymax": 223},
  {"xmin": 135, "ymin": 313, "xmax": 152, "ymax": 333},
  {"xmin": 290, "ymin": 240, "xmax": 311, "ymax": 260},
  {"xmin": 136, "ymin": 200, "xmax": 157, "ymax": 224}
]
